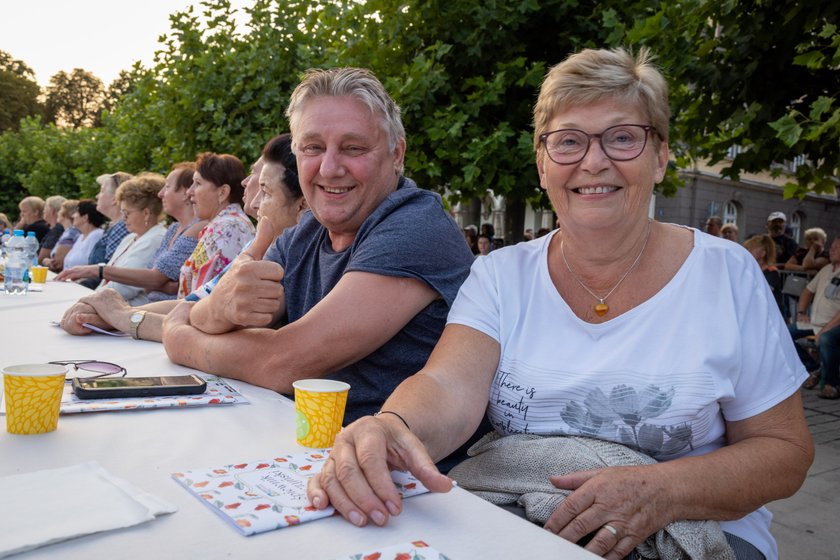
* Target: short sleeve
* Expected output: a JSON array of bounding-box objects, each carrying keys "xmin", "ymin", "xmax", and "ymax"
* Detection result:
[
  {"xmin": 447, "ymin": 255, "xmax": 502, "ymax": 343},
  {"xmin": 345, "ymin": 190, "xmax": 474, "ymax": 306},
  {"xmin": 721, "ymin": 252, "xmax": 807, "ymax": 421}
]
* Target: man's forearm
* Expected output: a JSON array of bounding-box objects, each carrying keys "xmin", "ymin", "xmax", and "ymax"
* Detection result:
[
  {"xmin": 189, "ymin": 297, "xmax": 237, "ymax": 334},
  {"xmin": 164, "ymin": 323, "xmax": 295, "ymax": 392}
]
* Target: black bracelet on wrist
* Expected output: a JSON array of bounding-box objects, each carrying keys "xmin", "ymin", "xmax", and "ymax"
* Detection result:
[{"xmin": 374, "ymin": 410, "xmax": 411, "ymax": 431}]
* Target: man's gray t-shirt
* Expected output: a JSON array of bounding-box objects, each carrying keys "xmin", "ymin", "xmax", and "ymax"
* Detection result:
[{"xmin": 265, "ymin": 176, "xmax": 475, "ymax": 422}]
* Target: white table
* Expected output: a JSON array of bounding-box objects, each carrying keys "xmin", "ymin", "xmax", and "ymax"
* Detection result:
[{"xmin": 0, "ymin": 281, "xmax": 598, "ymax": 559}]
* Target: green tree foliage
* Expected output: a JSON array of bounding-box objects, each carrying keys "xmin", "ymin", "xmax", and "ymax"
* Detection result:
[
  {"xmin": 625, "ymin": 2, "xmax": 840, "ymax": 198},
  {"xmin": 45, "ymin": 68, "xmax": 106, "ymax": 129},
  {"xmin": 105, "ymin": 0, "xmax": 315, "ymax": 173},
  {"xmin": 1, "ymin": 0, "xmax": 836, "ymax": 221},
  {"xmin": 0, "ymin": 51, "xmax": 43, "ymax": 132}
]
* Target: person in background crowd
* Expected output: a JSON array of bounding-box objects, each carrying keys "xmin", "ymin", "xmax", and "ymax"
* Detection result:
[
  {"xmin": 766, "ymin": 211, "xmax": 798, "ymax": 267},
  {"xmin": 523, "ymin": 228, "xmax": 535, "ymax": 241},
  {"xmin": 536, "ymin": 227, "xmax": 551, "ymax": 237},
  {"xmin": 310, "ymin": 49, "xmax": 812, "ymax": 560},
  {"xmin": 42, "ymin": 200, "xmax": 80, "ymax": 272},
  {"xmin": 704, "ymin": 215, "xmax": 722, "ymax": 236},
  {"xmin": 721, "ymin": 223, "xmax": 739, "ymax": 242},
  {"xmin": 162, "ymin": 68, "xmax": 475, "ymax": 426},
  {"xmin": 480, "ymin": 222, "xmax": 495, "ymax": 246},
  {"xmin": 15, "ymin": 196, "xmax": 49, "ymax": 242},
  {"xmin": 61, "ymin": 200, "xmax": 107, "ymax": 270},
  {"xmin": 791, "ymin": 236, "xmax": 840, "ymax": 398},
  {"xmin": 56, "ymin": 174, "xmax": 168, "ymax": 305},
  {"xmin": 143, "ymin": 162, "xmax": 206, "ymax": 301},
  {"xmin": 80, "ymin": 172, "xmax": 134, "ymax": 289},
  {"xmin": 177, "ymin": 152, "xmax": 255, "ymax": 296},
  {"xmin": 785, "ymin": 227, "xmax": 829, "ymax": 276},
  {"xmin": 0, "ymin": 213, "xmax": 12, "ymax": 231},
  {"xmin": 743, "ymin": 235, "xmax": 783, "ymax": 314},
  {"xmin": 37, "ymin": 195, "xmax": 67, "ymax": 263},
  {"xmin": 59, "ymin": 139, "xmax": 283, "ymax": 341},
  {"xmin": 463, "ymin": 228, "xmax": 479, "ymax": 255},
  {"xmin": 477, "ymin": 233, "xmax": 492, "ymax": 255}
]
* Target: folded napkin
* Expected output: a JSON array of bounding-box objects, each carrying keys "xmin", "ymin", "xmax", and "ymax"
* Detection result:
[{"xmin": 0, "ymin": 461, "xmax": 177, "ymax": 558}]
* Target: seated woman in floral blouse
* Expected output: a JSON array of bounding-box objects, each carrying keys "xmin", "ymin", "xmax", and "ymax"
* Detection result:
[{"xmin": 179, "ymin": 152, "xmax": 255, "ymax": 296}]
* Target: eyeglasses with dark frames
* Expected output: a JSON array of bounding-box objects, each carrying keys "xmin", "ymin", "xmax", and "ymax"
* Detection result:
[
  {"xmin": 539, "ymin": 124, "xmax": 660, "ymax": 165},
  {"xmin": 49, "ymin": 360, "xmax": 127, "ymax": 381}
]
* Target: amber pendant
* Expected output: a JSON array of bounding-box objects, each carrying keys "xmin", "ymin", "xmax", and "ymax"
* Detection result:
[{"xmin": 594, "ymin": 302, "xmax": 609, "ymax": 316}]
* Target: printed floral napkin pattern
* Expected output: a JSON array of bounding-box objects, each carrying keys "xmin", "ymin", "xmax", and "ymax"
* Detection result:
[
  {"xmin": 172, "ymin": 450, "xmax": 428, "ymax": 536},
  {"xmin": 59, "ymin": 375, "xmax": 248, "ymax": 414},
  {"xmin": 335, "ymin": 540, "xmax": 452, "ymax": 560}
]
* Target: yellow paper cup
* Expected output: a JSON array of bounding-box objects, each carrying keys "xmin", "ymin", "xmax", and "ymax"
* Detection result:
[
  {"xmin": 3, "ymin": 363, "xmax": 68, "ymax": 435},
  {"xmin": 29, "ymin": 266, "xmax": 48, "ymax": 291},
  {"xmin": 293, "ymin": 379, "xmax": 350, "ymax": 448}
]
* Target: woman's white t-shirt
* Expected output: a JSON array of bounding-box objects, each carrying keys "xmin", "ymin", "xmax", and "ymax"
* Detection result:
[
  {"xmin": 447, "ymin": 227, "xmax": 806, "ymax": 560},
  {"xmin": 62, "ymin": 228, "xmax": 104, "ymax": 270}
]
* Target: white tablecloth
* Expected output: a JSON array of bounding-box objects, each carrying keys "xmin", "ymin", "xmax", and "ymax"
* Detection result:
[{"xmin": 0, "ymin": 281, "xmax": 597, "ymax": 559}]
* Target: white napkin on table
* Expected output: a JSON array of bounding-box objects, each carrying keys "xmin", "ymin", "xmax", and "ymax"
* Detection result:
[{"xmin": 0, "ymin": 461, "xmax": 177, "ymax": 558}]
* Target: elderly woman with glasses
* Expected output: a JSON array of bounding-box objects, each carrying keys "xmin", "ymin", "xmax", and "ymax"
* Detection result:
[
  {"xmin": 309, "ymin": 49, "xmax": 813, "ymax": 560},
  {"xmin": 57, "ymin": 174, "xmax": 167, "ymax": 304}
]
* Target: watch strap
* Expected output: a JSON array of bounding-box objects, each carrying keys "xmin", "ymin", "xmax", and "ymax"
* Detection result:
[{"xmin": 130, "ymin": 311, "xmax": 147, "ymax": 340}]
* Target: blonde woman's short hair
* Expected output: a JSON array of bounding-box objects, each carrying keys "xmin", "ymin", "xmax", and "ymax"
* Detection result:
[
  {"xmin": 803, "ymin": 227, "xmax": 827, "ymax": 245},
  {"xmin": 115, "ymin": 173, "xmax": 165, "ymax": 218},
  {"xmin": 533, "ymin": 47, "xmax": 670, "ymax": 153},
  {"xmin": 45, "ymin": 195, "xmax": 66, "ymax": 214}
]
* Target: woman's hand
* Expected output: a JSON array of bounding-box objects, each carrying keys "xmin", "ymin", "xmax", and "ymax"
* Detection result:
[
  {"xmin": 306, "ymin": 414, "xmax": 454, "ymax": 527},
  {"xmin": 55, "ymin": 265, "xmax": 97, "ymax": 282},
  {"xmin": 78, "ymin": 290, "xmax": 132, "ymax": 333},
  {"xmin": 60, "ymin": 300, "xmax": 111, "ymax": 335},
  {"xmin": 545, "ymin": 465, "xmax": 675, "ymax": 560}
]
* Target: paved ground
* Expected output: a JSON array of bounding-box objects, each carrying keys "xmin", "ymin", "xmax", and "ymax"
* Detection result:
[{"xmin": 767, "ymin": 387, "xmax": 840, "ymax": 559}]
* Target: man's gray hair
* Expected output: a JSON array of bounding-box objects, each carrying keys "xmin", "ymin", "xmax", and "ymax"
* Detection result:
[{"xmin": 286, "ymin": 67, "xmax": 405, "ymax": 156}]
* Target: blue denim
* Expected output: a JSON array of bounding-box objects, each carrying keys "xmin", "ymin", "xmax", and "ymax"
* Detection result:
[
  {"xmin": 818, "ymin": 324, "xmax": 840, "ymax": 387},
  {"xmin": 788, "ymin": 324, "xmax": 819, "ymax": 372}
]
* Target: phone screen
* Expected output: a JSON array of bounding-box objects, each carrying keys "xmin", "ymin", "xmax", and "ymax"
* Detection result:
[{"xmin": 72, "ymin": 375, "xmax": 207, "ymax": 399}]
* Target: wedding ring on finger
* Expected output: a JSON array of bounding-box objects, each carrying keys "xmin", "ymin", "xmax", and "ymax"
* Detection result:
[{"xmin": 602, "ymin": 524, "xmax": 618, "ymax": 537}]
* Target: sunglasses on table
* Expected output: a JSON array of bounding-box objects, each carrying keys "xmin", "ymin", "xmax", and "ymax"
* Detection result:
[{"xmin": 49, "ymin": 360, "xmax": 127, "ymax": 381}]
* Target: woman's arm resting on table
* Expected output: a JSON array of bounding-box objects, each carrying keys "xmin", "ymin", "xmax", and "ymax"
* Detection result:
[
  {"xmin": 307, "ymin": 324, "xmax": 500, "ymax": 527},
  {"xmin": 545, "ymin": 391, "xmax": 814, "ymax": 560}
]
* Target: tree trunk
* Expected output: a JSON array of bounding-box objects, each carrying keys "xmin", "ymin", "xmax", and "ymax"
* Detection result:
[{"xmin": 504, "ymin": 198, "xmax": 526, "ymax": 245}]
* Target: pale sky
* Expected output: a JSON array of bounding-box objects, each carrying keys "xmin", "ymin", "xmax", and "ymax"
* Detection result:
[{"xmin": 1, "ymin": 0, "xmax": 251, "ymax": 87}]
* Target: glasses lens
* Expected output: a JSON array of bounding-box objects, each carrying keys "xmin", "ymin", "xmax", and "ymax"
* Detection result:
[
  {"xmin": 79, "ymin": 361, "xmax": 124, "ymax": 375},
  {"xmin": 543, "ymin": 130, "xmax": 588, "ymax": 164},
  {"xmin": 602, "ymin": 125, "xmax": 647, "ymax": 160}
]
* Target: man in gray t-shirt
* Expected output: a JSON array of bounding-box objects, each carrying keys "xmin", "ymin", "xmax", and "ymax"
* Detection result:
[{"xmin": 163, "ymin": 68, "xmax": 474, "ymax": 422}]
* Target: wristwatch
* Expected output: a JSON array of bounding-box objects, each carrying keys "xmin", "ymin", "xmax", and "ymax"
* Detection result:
[
  {"xmin": 129, "ymin": 310, "xmax": 147, "ymax": 340},
  {"xmin": 98, "ymin": 263, "xmax": 107, "ymax": 280}
]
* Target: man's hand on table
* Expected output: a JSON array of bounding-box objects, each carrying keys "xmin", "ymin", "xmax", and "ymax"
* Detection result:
[
  {"xmin": 306, "ymin": 414, "xmax": 454, "ymax": 527},
  {"xmin": 190, "ymin": 216, "xmax": 286, "ymax": 334}
]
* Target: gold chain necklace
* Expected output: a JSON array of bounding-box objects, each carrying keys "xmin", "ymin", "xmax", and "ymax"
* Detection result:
[{"xmin": 560, "ymin": 220, "xmax": 652, "ymax": 317}]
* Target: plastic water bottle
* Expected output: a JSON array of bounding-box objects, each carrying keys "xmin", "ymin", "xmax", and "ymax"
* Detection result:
[
  {"xmin": 4, "ymin": 230, "xmax": 28, "ymax": 295},
  {"xmin": 0, "ymin": 229, "xmax": 9, "ymax": 259},
  {"xmin": 24, "ymin": 231, "xmax": 39, "ymax": 266}
]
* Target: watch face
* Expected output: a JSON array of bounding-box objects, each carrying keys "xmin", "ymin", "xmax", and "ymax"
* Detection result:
[{"xmin": 131, "ymin": 312, "xmax": 144, "ymax": 323}]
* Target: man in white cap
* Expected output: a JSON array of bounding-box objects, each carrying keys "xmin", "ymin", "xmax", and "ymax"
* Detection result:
[{"xmin": 767, "ymin": 211, "xmax": 798, "ymax": 266}]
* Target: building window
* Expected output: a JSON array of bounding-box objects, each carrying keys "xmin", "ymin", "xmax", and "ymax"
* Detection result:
[
  {"xmin": 790, "ymin": 212, "xmax": 803, "ymax": 243},
  {"xmin": 726, "ymin": 145, "xmax": 743, "ymax": 160},
  {"xmin": 723, "ymin": 201, "xmax": 738, "ymax": 225}
]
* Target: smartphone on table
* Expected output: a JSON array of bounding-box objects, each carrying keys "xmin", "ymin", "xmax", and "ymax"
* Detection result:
[{"xmin": 72, "ymin": 375, "xmax": 207, "ymax": 399}]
